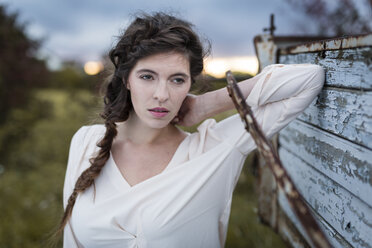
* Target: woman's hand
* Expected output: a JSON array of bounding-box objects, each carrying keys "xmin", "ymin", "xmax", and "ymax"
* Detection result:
[
  {"xmin": 172, "ymin": 76, "xmax": 257, "ymax": 127},
  {"xmin": 172, "ymin": 94, "xmax": 205, "ymax": 127}
]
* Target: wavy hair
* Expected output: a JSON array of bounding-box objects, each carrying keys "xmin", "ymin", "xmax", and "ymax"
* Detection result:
[{"xmin": 52, "ymin": 12, "xmax": 209, "ymax": 243}]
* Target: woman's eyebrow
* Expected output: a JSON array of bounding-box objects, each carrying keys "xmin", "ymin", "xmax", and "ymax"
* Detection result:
[
  {"xmin": 171, "ymin": 73, "xmax": 189, "ymax": 79},
  {"xmin": 136, "ymin": 69, "xmax": 189, "ymax": 78},
  {"xmin": 136, "ymin": 69, "xmax": 157, "ymax": 75}
]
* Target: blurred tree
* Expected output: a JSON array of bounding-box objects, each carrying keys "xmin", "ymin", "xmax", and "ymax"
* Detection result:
[
  {"xmin": 0, "ymin": 5, "xmax": 103, "ymax": 169},
  {"xmin": 0, "ymin": 5, "xmax": 49, "ymax": 124},
  {"xmin": 0, "ymin": 5, "xmax": 51, "ymax": 170},
  {"xmin": 284, "ymin": 0, "xmax": 372, "ymax": 36}
]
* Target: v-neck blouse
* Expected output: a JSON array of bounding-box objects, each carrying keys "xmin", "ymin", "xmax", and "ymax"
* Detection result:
[
  {"xmin": 63, "ymin": 64, "xmax": 325, "ymax": 248},
  {"xmin": 108, "ymin": 132, "xmax": 191, "ymax": 190}
]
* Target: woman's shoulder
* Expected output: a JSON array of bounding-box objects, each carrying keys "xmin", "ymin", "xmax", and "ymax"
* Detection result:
[{"xmin": 71, "ymin": 124, "xmax": 106, "ymax": 148}]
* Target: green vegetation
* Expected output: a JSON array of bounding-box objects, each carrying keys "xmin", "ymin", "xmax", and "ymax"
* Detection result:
[
  {"xmin": 0, "ymin": 86, "xmax": 101, "ymax": 247},
  {"xmin": 226, "ymin": 155, "xmax": 286, "ymax": 247}
]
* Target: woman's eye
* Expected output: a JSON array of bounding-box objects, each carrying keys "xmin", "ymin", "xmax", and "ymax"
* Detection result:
[
  {"xmin": 140, "ymin": 74, "xmax": 154, "ymax": 80},
  {"xmin": 171, "ymin": 78, "xmax": 185, "ymax": 84}
]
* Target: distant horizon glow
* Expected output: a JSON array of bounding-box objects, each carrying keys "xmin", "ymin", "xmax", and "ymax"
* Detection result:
[
  {"xmin": 204, "ymin": 56, "xmax": 259, "ymax": 78},
  {"xmin": 81, "ymin": 56, "xmax": 259, "ymax": 77}
]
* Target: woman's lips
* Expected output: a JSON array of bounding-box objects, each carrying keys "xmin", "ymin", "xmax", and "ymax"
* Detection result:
[{"xmin": 148, "ymin": 107, "xmax": 169, "ymax": 118}]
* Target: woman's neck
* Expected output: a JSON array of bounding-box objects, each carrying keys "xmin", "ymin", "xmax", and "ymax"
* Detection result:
[{"xmin": 115, "ymin": 113, "xmax": 182, "ymax": 146}]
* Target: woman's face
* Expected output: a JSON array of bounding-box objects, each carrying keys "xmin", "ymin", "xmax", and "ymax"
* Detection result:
[{"xmin": 127, "ymin": 52, "xmax": 191, "ymax": 129}]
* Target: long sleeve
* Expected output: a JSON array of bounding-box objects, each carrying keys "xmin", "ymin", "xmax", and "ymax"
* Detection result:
[
  {"xmin": 213, "ymin": 63, "xmax": 325, "ymax": 155},
  {"xmin": 63, "ymin": 126, "xmax": 90, "ymax": 248}
]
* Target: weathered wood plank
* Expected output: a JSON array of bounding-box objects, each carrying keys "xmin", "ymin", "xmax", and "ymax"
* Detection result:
[
  {"xmin": 279, "ymin": 33, "xmax": 372, "ymax": 54},
  {"xmin": 278, "ymin": 188, "xmax": 353, "ymax": 248},
  {"xmin": 278, "ymin": 147, "xmax": 372, "ymax": 248},
  {"xmin": 279, "ymin": 47, "xmax": 372, "ymax": 90},
  {"xmin": 298, "ymin": 88, "xmax": 372, "ymax": 148},
  {"xmin": 279, "ymin": 120, "xmax": 372, "ymax": 207}
]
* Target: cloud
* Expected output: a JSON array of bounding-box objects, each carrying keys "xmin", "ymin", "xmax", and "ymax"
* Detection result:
[{"xmin": 3, "ymin": 0, "xmax": 306, "ymax": 65}]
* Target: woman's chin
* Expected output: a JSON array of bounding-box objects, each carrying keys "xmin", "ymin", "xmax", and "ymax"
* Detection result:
[{"xmin": 145, "ymin": 118, "xmax": 173, "ymax": 129}]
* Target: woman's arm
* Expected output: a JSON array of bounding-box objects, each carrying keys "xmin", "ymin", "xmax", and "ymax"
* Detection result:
[
  {"xmin": 214, "ymin": 63, "xmax": 324, "ymax": 155},
  {"xmin": 197, "ymin": 74, "xmax": 258, "ymax": 119},
  {"xmin": 176, "ymin": 64, "xmax": 324, "ymax": 127}
]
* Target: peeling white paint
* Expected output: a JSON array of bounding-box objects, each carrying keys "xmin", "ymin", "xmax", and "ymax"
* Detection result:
[
  {"xmin": 279, "ymin": 47, "xmax": 372, "ymax": 90},
  {"xmin": 279, "ymin": 120, "xmax": 372, "ymax": 206},
  {"xmin": 298, "ymin": 89, "xmax": 372, "ymax": 148},
  {"xmin": 279, "ymin": 148, "xmax": 372, "ymax": 248},
  {"xmin": 278, "ymin": 188, "xmax": 353, "ymax": 248}
]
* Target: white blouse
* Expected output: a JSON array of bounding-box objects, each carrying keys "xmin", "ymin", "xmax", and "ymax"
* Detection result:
[{"xmin": 63, "ymin": 64, "xmax": 325, "ymax": 248}]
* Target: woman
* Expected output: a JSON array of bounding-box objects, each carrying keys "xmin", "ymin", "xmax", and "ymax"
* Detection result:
[{"xmin": 57, "ymin": 12, "xmax": 324, "ymax": 247}]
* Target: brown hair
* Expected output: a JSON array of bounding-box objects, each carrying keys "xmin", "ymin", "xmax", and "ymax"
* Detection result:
[{"xmin": 52, "ymin": 12, "xmax": 209, "ymax": 243}]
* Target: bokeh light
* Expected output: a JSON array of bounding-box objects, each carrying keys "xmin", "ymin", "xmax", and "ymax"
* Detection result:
[{"xmin": 84, "ymin": 61, "xmax": 104, "ymax": 75}]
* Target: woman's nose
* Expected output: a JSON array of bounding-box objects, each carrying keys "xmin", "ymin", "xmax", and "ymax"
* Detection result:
[{"xmin": 153, "ymin": 82, "xmax": 169, "ymax": 102}]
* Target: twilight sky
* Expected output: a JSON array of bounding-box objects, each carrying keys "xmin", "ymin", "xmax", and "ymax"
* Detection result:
[{"xmin": 2, "ymin": 0, "xmax": 319, "ymax": 68}]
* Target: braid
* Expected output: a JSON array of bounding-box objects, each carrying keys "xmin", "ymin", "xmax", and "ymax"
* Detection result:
[
  {"xmin": 51, "ymin": 72, "xmax": 131, "ymax": 242},
  {"xmin": 52, "ymin": 121, "xmax": 118, "ymax": 239}
]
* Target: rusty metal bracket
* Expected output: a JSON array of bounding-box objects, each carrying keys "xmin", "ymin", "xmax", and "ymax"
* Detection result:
[
  {"xmin": 263, "ymin": 14, "xmax": 276, "ymax": 35},
  {"xmin": 226, "ymin": 71, "xmax": 332, "ymax": 248}
]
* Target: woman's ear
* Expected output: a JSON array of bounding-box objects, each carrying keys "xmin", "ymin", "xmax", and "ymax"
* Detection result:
[{"xmin": 124, "ymin": 79, "xmax": 130, "ymax": 90}]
